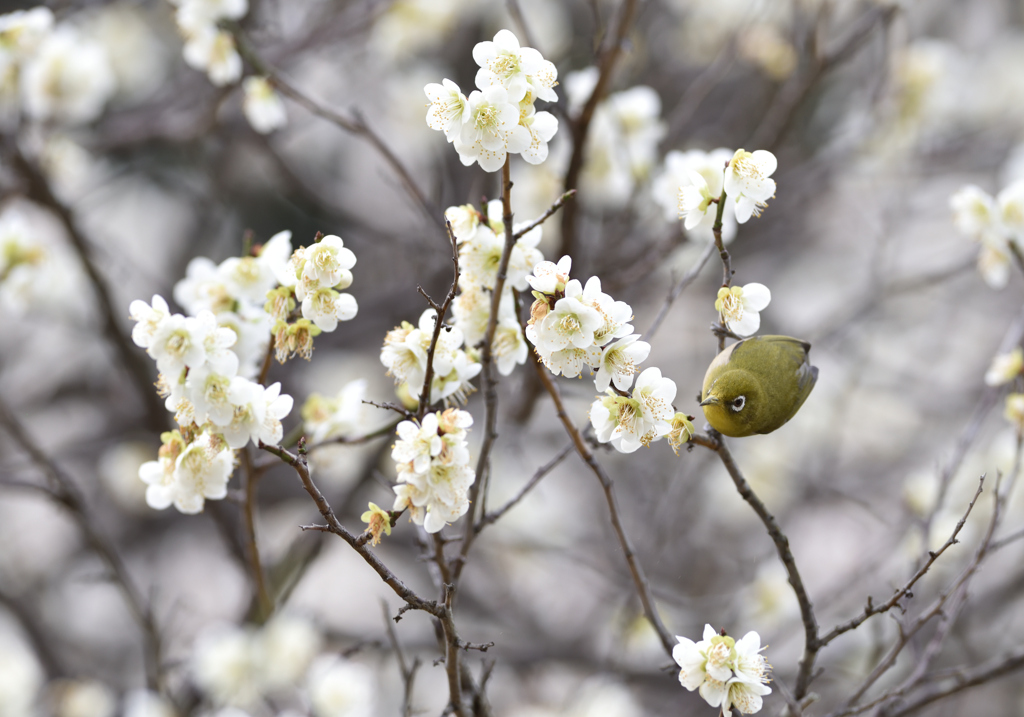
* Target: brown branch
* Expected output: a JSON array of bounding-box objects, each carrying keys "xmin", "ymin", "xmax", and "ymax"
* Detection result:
[
  {"xmin": 531, "ymin": 357, "xmax": 676, "ymax": 656},
  {"xmin": 229, "ymin": 24, "xmax": 440, "ymax": 227},
  {"xmin": 817, "ymin": 477, "xmax": 986, "ymax": 649},
  {"xmin": 417, "ymin": 221, "xmax": 461, "ymax": 419},
  {"xmin": 451, "ymin": 157, "xmax": 518, "ymax": 586},
  {"xmin": 307, "ymin": 418, "xmax": 402, "ymax": 452},
  {"xmin": 381, "ymin": 600, "xmax": 421, "ymax": 717},
  {"xmin": 441, "ymin": 584, "xmax": 469, "ymax": 717},
  {"xmin": 0, "ymin": 396, "xmax": 163, "ymax": 689},
  {"xmin": 513, "ymin": 189, "xmax": 576, "ymax": 240},
  {"xmin": 258, "ymin": 440, "xmax": 443, "ymax": 618},
  {"xmin": 559, "ymin": 0, "xmax": 642, "ymax": 261},
  {"xmin": 240, "ymin": 448, "xmax": 273, "ymax": 623},
  {"xmin": 690, "ymin": 431, "xmax": 819, "ymax": 700},
  {"xmin": 6, "ymin": 145, "xmax": 167, "ymax": 431}
]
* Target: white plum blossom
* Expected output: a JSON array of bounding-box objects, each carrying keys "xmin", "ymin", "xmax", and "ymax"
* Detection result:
[
  {"xmin": 473, "ymin": 29, "xmax": 557, "ymax": 104},
  {"xmin": 725, "ymin": 149, "xmax": 777, "ymax": 223},
  {"xmin": 0, "ymin": 634, "xmax": 43, "ymax": 717},
  {"xmin": 307, "ymin": 655, "xmax": 376, "ymax": 717},
  {"xmin": 122, "ymin": 690, "xmax": 176, "ymax": 717},
  {"xmin": 300, "ymin": 235, "xmax": 356, "ymax": 291},
  {"xmin": 595, "ymin": 334, "xmax": 651, "ymax": 392},
  {"xmin": 392, "ymin": 409, "xmax": 476, "ymax": 533},
  {"xmin": 192, "ymin": 623, "xmax": 262, "ymax": 708},
  {"xmin": 52, "ymin": 679, "xmax": 117, "ymax": 717},
  {"xmin": 392, "ymin": 412, "xmax": 444, "ymax": 474},
  {"xmin": 985, "ymin": 348, "xmax": 1024, "ymax": 386},
  {"xmin": 526, "ymin": 255, "xmax": 572, "ymax": 295},
  {"xmin": 182, "ymin": 27, "xmax": 242, "ymax": 86},
  {"xmin": 174, "ymin": 0, "xmax": 247, "ymax": 86},
  {"xmin": 140, "ymin": 430, "xmax": 234, "ymax": 514},
  {"xmin": 425, "ymin": 78, "xmax": 469, "ymax": 141},
  {"xmin": 950, "ymin": 181, "xmax": 1024, "ymax": 289},
  {"xmin": 220, "ymin": 379, "xmax": 294, "ymax": 449},
  {"xmin": 147, "ymin": 310, "xmax": 235, "ymax": 376},
  {"xmin": 186, "ymin": 360, "xmax": 241, "ymax": 426},
  {"xmin": 526, "ymin": 279, "xmax": 604, "ymax": 356},
  {"xmin": 590, "ymin": 367, "xmax": 677, "ymax": 453},
  {"xmin": 492, "ymin": 316, "xmax": 528, "ymax": 376},
  {"xmin": 716, "ymin": 283, "xmax": 771, "ymax": 337},
  {"xmin": 129, "ymin": 295, "xmax": 171, "ymax": 348},
  {"xmin": 673, "ymin": 625, "xmax": 772, "ymax": 715},
  {"xmin": 256, "ymin": 613, "xmax": 322, "ymax": 691},
  {"xmin": 444, "ymin": 204, "xmax": 482, "ymax": 243},
  {"xmin": 302, "ymin": 379, "xmax": 369, "ymax": 444},
  {"xmin": 21, "ymin": 26, "xmax": 116, "ymax": 125},
  {"xmin": 242, "ymin": 76, "xmax": 286, "ymax": 133},
  {"xmin": 301, "ymin": 288, "xmax": 358, "ymax": 332},
  {"xmin": 455, "ymin": 85, "xmax": 530, "ymax": 172},
  {"xmin": 380, "ymin": 309, "xmax": 479, "ymax": 404},
  {"xmin": 652, "ymin": 148, "xmax": 737, "ymax": 242},
  {"xmin": 520, "ymin": 106, "xmax": 558, "ymax": 164},
  {"xmin": 678, "ymin": 169, "xmax": 718, "ymax": 230}
]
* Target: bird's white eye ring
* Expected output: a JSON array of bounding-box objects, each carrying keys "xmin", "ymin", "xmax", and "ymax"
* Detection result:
[{"xmin": 730, "ymin": 396, "xmax": 746, "ymax": 412}]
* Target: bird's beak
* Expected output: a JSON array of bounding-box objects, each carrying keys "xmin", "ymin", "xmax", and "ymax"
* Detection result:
[{"xmin": 699, "ymin": 395, "xmax": 719, "ymax": 407}]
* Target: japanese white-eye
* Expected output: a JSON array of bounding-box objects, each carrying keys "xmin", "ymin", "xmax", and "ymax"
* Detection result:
[{"xmin": 700, "ymin": 335, "xmax": 818, "ymax": 437}]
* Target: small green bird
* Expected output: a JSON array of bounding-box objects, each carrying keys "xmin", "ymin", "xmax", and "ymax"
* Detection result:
[{"xmin": 700, "ymin": 335, "xmax": 818, "ymax": 437}]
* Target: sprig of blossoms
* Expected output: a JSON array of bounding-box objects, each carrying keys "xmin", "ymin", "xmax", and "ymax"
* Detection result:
[
  {"xmin": 950, "ymin": 180, "xmax": 1024, "ymax": 289},
  {"xmin": 391, "ymin": 409, "xmax": 476, "ymax": 533},
  {"xmin": 525, "ymin": 255, "xmax": 651, "ymax": 389},
  {"xmin": 424, "ymin": 29, "xmax": 558, "ymax": 172},
  {"xmin": 673, "ymin": 624, "xmax": 772, "ymax": 716},
  {"xmin": 380, "ymin": 309, "xmax": 481, "ymax": 406},
  {"xmin": 130, "ymin": 229, "xmax": 370, "ymax": 513}
]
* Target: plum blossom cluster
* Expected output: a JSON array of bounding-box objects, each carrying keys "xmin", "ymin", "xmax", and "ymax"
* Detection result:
[
  {"xmin": 191, "ymin": 614, "xmax": 375, "ymax": 716},
  {"xmin": 391, "ymin": 409, "xmax": 476, "ymax": 534},
  {"xmin": 673, "ymin": 625, "xmax": 772, "ymax": 716},
  {"xmin": 269, "ymin": 233, "xmax": 359, "ymax": 361},
  {"xmin": 0, "ymin": 7, "xmax": 116, "ymax": 126},
  {"xmin": 950, "ymin": 180, "xmax": 1024, "ymax": 289},
  {"xmin": 424, "ymin": 29, "xmax": 558, "ymax": 172},
  {"xmin": 447, "ymin": 199, "xmax": 538, "ymax": 375},
  {"xmin": 525, "ymin": 256, "xmax": 651, "ymax": 389},
  {"xmin": 380, "ymin": 308, "xmax": 481, "ymax": 407},
  {"xmin": 652, "ymin": 148, "xmax": 738, "ymax": 243},
  {"xmin": 655, "ymin": 148, "xmax": 774, "ymax": 237},
  {"xmin": 564, "ymin": 68, "xmax": 667, "ymax": 209},
  {"xmin": 130, "ymin": 229, "xmax": 358, "ymax": 513}
]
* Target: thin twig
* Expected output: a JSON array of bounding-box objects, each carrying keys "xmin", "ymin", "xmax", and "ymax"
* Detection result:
[
  {"xmin": 229, "ymin": 24, "xmax": 440, "ymax": 227},
  {"xmin": 645, "ymin": 239, "xmax": 717, "ymax": 340},
  {"xmin": 6, "ymin": 144, "xmax": 167, "ymax": 430},
  {"xmin": 531, "ymin": 357, "xmax": 676, "ymax": 656},
  {"xmin": 451, "ymin": 157, "xmax": 518, "ymax": 585},
  {"xmin": 259, "ymin": 440, "xmax": 443, "ymax": 618},
  {"xmin": 381, "ymin": 600, "xmax": 420, "ymax": 717},
  {"xmin": 0, "ymin": 396, "xmax": 163, "ymax": 689},
  {"xmin": 559, "ymin": 0, "xmax": 642, "ymax": 261},
  {"xmin": 476, "ymin": 442, "xmax": 574, "ymax": 530},
  {"xmin": 240, "ymin": 448, "xmax": 273, "ymax": 623},
  {"xmin": 816, "ymin": 478, "xmax": 986, "ymax": 649},
  {"xmin": 513, "ymin": 189, "xmax": 576, "ymax": 240},
  {"xmin": 307, "ymin": 418, "xmax": 402, "ymax": 452},
  {"xmin": 417, "ymin": 221, "xmax": 461, "ymax": 419},
  {"xmin": 690, "ymin": 431, "xmax": 819, "ymax": 700}
]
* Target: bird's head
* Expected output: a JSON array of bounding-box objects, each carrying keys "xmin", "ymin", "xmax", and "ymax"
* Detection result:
[{"xmin": 700, "ymin": 369, "xmax": 764, "ymax": 437}]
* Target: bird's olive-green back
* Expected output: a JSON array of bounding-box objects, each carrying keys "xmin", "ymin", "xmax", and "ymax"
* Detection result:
[{"xmin": 701, "ymin": 335, "xmax": 818, "ymax": 437}]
